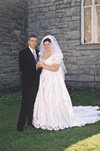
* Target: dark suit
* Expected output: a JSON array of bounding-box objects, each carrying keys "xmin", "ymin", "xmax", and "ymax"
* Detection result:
[{"xmin": 17, "ymin": 46, "xmax": 41, "ymax": 130}]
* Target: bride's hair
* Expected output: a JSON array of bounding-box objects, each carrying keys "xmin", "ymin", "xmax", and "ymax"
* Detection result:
[{"xmin": 43, "ymin": 38, "xmax": 51, "ymax": 43}]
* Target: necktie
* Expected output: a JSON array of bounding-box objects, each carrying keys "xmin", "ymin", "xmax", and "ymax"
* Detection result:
[{"xmin": 33, "ymin": 50, "xmax": 37, "ymax": 61}]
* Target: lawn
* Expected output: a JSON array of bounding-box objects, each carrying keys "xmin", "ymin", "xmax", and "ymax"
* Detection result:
[{"xmin": 0, "ymin": 90, "xmax": 100, "ymax": 151}]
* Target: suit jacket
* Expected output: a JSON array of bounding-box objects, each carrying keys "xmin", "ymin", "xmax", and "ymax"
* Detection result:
[{"xmin": 19, "ymin": 47, "xmax": 41, "ymax": 89}]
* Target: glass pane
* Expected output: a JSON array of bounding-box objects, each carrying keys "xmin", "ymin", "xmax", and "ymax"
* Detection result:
[
  {"xmin": 84, "ymin": 0, "xmax": 92, "ymax": 6},
  {"xmin": 95, "ymin": 6, "xmax": 100, "ymax": 42},
  {"xmin": 95, "ymin": 0, "xmax": 100, "ymax": 5},
  {"xmin": 84, "ymin": 8, "xmax": 92, "ymax": 43}
]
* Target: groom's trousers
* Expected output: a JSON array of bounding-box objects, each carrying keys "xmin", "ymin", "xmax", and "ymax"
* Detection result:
[{"xmin": 17, "ymin": 79, "xmax": 39, "ymax": 130}]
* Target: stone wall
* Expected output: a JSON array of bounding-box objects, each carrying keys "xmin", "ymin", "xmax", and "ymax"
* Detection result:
[
  {"xmin": 0, "ymin": 0, "xmax": 100, "ymax": 91},
  {"xmin": 0, "ymin": 0, "xmax": 27, "ymax": 92},
  {"xmin": 27, "ymin": 0, "xmax": 100, "ymax": 90}
]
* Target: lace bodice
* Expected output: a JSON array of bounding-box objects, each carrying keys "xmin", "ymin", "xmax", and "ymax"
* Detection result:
[{"xmin": 44, "ymin": 54, "xmax": 62, "ymax": 65}]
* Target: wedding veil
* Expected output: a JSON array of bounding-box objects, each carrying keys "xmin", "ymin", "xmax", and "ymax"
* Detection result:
[{"xmin": 39, "ymin": 35, "xmax": 67, "ymax": 79}]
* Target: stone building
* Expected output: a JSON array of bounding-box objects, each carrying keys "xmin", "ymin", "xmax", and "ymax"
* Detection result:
[{"xmin": 0, "ymin": 0, "xmax": 100, "ymax": 92}]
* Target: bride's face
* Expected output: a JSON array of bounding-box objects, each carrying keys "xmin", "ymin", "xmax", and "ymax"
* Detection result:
[{"xmin": 43, "ymin": 41, "xmax": 51, "ymax": 52}]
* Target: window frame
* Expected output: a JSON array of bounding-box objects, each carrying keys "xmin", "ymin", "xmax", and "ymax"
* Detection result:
[{"xmin": 81, "ymin": 0, "xmax": 100, "ymax": 44}]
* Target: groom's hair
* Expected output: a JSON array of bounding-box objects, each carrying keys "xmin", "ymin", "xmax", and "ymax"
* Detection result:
[{"xmin": 28, "ymin": 35, "xmax": 37, "ymax": 40}]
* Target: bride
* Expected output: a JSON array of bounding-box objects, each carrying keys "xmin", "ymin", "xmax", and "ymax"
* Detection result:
[{"xmin": 32, "ymin": 35, "xmax": 100, "ymax": 130}]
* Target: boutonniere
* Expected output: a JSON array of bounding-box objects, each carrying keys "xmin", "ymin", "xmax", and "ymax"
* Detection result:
[{"xmin": 38, "ymin": 52, "xmax": 41, "ymax": 60}]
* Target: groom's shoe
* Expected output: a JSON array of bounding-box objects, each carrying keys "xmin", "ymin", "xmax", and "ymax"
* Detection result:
[
  {"xmin": 27, "ymin": 123, "xmax": 34, "ymax": 128},
  {"xmin": 28, "ymin": 124, "xmax": 33, "ymax": 127},
  {"xmin": 28, "ymin": 123, "xmax": 32, "ymax": 126},
  {"xmin": 27, "ymin": 122, "xmax": 32, "ymax": 126},
  {"xmin": 17, "ymin": 127, "xmax": 24, "ymax": 132}
]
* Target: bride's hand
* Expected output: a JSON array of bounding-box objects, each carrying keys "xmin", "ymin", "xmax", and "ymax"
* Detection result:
[{"xmin": 39, "ymin": 61, "xmax": 44, "ymax": 67}]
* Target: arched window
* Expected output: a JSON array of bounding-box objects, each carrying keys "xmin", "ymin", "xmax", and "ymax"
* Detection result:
[{"xmin": 81, "ymin": 0, "xmax": 100, "ymax": 44}]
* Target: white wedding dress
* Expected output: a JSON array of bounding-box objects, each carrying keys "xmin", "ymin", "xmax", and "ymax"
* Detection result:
[{"xmin": 32, "ymin": 54, "xmax": 100, "ymax": 130}]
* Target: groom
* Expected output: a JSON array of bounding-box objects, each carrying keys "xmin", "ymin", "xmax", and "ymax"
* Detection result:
[{"xmin": 17, "ymin": 35, "xmax": 41, "ymax": 132}]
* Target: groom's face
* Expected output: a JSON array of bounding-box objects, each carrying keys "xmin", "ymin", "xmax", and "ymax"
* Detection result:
[{"xmin": 28, "ymin": 37, "xmax": 37, "ymax": 49}]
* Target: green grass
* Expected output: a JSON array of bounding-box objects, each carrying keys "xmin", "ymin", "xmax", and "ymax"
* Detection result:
[{"xmin": 0, "ymin": 90, "xmax": 100, "ymax": 151}]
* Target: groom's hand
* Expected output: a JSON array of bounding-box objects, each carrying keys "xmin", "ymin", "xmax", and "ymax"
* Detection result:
[{"xmin": 36, "ymin": 62, "xmax": 42, "ymax": 68}]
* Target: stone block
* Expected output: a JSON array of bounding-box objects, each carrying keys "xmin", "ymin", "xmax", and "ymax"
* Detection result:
[
  {"xmin": 97, "ymin": 68, "xmax": 100, "ymax": 74},
  {"xmin": 61, "ymin": 17, "xmax": 72, "ymax": 22},
  {"xmin": 75, "ymin": 2, "xmax": 81, "ymax": 6},
  {"xmin": 37, "ymin": 3, "xmax": 46, "ymax": 8},
  {"xmin": 71, "ymin": 65, "xmax": 79, "ymax": 70},
  {"xmin": 56, "ymin": 9, "xmax": 66, "ymax": 13},
  {"xmin": 50, "ymin": 29, "xmax": 61, "ymax": 34},
  {"xmin": 95, "ymin": 76, "xmax": 100, "ymax": 81},
  {"xmin": 76, "ymin": 44, "xmax": 100, "ymax": 51},
  {"xmin": 79, "ymin": 65, "xmax": 90, "ymax": 74},
  {"xmin": 64, "ymin": 0, "xmax": 71, "ymax": 3},
  {"xmin": 38, "ymin": 0, "xmax": 46, "ymax": 3},
  {"xmin": 55, "ymin": 1, "xmax": 63, "ymax": 5},
  {"xmin": 65, "ymin": 31, "xmax": 80, "ymax": 40},
  {"xmin": 48, "ymin": 6, "xmax": 56, "ymax": 11},
  {"xmin": 68, "ymin": 21, "xmax": 80, "ymax": 31},
  {"xmin": 67, "ymin": 56, "xmax": 77, "ymax": 64},
  {"xmin": 67, "ymin": 69, "xmax": 78, "ymax": 74},
  {"xmin": 66, "ymin": 75, "xmax": 79, "ymax": 81},
  {"xmin": 70, "ymin": 2, "xmax": 76, "ymax": 7},
  {"xmin": 80, "ymin": 50, "xmax": 93, "ymax": 56},
  {"xmin": 56, "ymin": 22, "xmax": 68, "ymax": 28},
  {"xmin": 59, "ymin": 4, "xmax": 67, "ymax": 9},
  {"xmin": 14, "ymin": 30, "xmax": 21, "ymax": 36},
  {"xmin": 46, "ymin": 2, "xmax": 54, "ymax": 6},
  {"xmin": 66, "ymin": 7, "xmax": 80, "ymax": 17},
  {"xmin": 79, "ymin": 75, "xmax": 94, "ymax": 81},
  {"xmin": 45, "ymin": 11, "xmax": 55, "ymax": 18},
  {"xmin": 72, "ymin": 16, "xmax": 80, "ymax": 21},
  {"xmin": 68, "ymin": 40, "xmax": 80, "ymax": 47},
  {"xmin": 39, "ymin": 7, "xmax": 49, "ymax": 12},
  {"xmin": 71, "ymin": 50, "xmax": 80, "ymax": 56},
  {"xmin": 90, "ymin": 69, "xmax": 98, "ymax": 75},
  {"xmin": 86, "ymin": 56, "xmax": 98, "ymax": 65},
  {"xmin": 77, "ymin": 56, "xmax": 98, "ymax": 65},
  {"xmin": 94, "ymin": 82, "xmax": 100, "ymax": 90},
  {"xmin": 77, "ymin": 57, "xmax": 87, "ymax": 65},
  {"xmin": 47, "ymin": 0, "xmax": 55, "ymax": 2}
]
